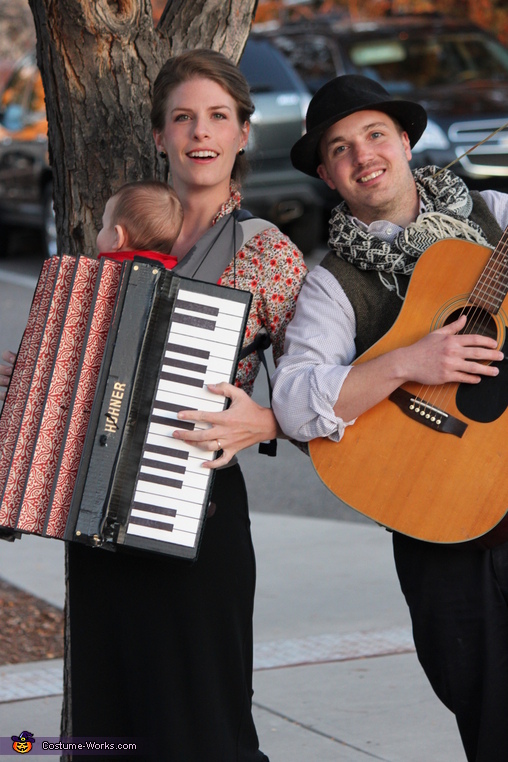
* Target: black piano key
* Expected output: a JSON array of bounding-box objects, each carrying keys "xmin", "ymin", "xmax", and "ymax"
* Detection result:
[
  {"xmin": 155, "ymin": 400, "xmax": 196, "ymax": 414},
  {"xmin": 172, "ymin": 313, "xmax": 216, "ymax": 331},
  {"xmin": 164, "ymin": 357, "xmax": 208, "ymax": 374},
  {"xmin": 144, "ymin": 443, "xmax": 189, "ymax": 461},
  {"xmin": 175, "ymin": 298, "xmax": 219, "ymax": 317},
  {"xmin": 129, "ymin": 516, "xmax": 174, "ymax": 532},
  {"xmin": 140, "ymin": 472, "xmax": 183, "ymax": 489},
  {"xmin": 166, "ymin": 342, "xmax": 210, "ymax": 360},
  {"xmin": 132, "ymin": 502, "xmax": 177, "ymax": 518},
  {"xmin": 159, "ymin": 371, "xmax": 204, "ymax": 388},
  {"xmin": 141, "ymin": 457, "xmax": 186, "ymax": 475},
  {"xmin": 150, "ymin": 414, "xmax": 195, "ymax": 431}
]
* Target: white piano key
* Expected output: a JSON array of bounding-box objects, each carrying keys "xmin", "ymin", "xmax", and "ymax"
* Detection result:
[
  {"xmin": 155, "ymin": 389, "xmax": 223, "ymax": 413},
  {"xmin": 177, "ymin": 289, "xmax": 248, "ymax": 317},
  {"xmin": 156, "ymin": 378, "xmax": 230, "ymax": 405},
  {"xmin": 165, "ymin": 334, "xmax": 236, "ymax": 361},
  {"xmin": 168, "ymin": 320, "xmax": 240, "ymax": 347},
  {"xmin": 126, "ymin": 522, "xmax": 198, "ymax": 547},
  {"xmin": 135, "ymin": 478, "xmax": 207, "ymax": 505},
  {"xmin": 132, "ymin": 490, "xmax": 207, "ymax": 518}
]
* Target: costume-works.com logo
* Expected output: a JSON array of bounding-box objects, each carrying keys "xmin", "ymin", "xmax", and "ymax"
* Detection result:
[{"xmin": 11, "ymin": 730, "xmax": 35, "ymax": 753}]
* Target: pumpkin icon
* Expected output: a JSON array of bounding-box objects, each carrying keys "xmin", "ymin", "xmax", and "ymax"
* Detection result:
[{"xmin": 11, "ymin": 730, "xmax": 35, "ymax": 753}]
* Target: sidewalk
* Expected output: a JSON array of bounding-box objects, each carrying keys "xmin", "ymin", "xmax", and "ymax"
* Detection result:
[{"xmin": 0, "ymin": 513, "xmax": 464, "ymax": 761}]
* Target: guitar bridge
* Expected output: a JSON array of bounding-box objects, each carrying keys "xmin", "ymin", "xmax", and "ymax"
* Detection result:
[{"xmin": 389, "ymin": 388, "xmax": 467, "ymax": 438}]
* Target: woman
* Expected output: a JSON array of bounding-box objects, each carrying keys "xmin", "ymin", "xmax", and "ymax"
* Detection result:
[{"xmin": 1, "ymin": 50, "xmax": 307, "ymax": 761}]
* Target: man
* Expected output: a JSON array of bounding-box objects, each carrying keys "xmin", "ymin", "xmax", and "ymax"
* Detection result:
[{"xmin": 271, "ymin": 74, "xmax": 508, "ymax": 762}]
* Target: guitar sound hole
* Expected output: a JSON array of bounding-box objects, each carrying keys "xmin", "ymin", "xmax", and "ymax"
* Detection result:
[
  {"xmin": 445, "ymin": 306, "xmax": 508, "ymax": 423},
  {"xmin": 444, "ymin": 306, "xmax": 498, "ymax": 342}
]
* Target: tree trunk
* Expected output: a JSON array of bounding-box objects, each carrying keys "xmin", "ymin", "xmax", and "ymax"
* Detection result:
[{"xmin": 25, "ymin": 1, "xmax": 257, "ymax": 750}]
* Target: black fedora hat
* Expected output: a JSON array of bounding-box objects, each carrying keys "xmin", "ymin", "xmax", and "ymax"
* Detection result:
[{"xmin": 291, "ymin": 74, "xmax": 427, "ymax": 178}]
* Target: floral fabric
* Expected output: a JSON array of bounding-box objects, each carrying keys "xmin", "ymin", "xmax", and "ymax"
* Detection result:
[{"xmin": 215, "ymin": 186, "xmax": 308, "ymax": 395}]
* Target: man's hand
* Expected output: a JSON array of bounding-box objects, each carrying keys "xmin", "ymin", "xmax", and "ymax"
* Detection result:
[
  {"xmin": 335, "ymin": 315, "xmax": 504, "ymax": 424},
  {"xmin": 399, "ymin": 315, "xmax": 503, "ymax": 386}
]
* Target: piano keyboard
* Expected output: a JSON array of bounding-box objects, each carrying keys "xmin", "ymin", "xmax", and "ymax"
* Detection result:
[{"xmin": 126, "ymin": 286, "xmax": 250, "ymax": 552}]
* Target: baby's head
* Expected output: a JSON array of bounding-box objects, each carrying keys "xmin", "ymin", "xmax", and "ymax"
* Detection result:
[{"xmin": 97, "ymin": 180, "xmax": 183, "ymax": 255}]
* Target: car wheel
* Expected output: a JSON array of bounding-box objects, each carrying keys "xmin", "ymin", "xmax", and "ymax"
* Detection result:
[{"xmin": 42, "ymin": 183, "xmax": 57, "ymax": 257}]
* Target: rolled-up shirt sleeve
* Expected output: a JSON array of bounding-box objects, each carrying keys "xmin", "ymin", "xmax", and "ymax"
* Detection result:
[{"xmin": 271, "ymin": 265, "xmax": 357, "ymax": 442}]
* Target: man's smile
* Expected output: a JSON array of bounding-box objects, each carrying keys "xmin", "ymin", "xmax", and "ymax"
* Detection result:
[{"xmin": 357, "ymin": 169, "xmax": 385, "ymax": 183}]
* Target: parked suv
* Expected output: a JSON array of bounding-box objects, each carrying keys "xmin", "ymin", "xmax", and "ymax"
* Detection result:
[
  {"xmin": 264, "ymin": 13, "xmax": 508, "ymax": 192},
  {"xmin": 0, "ymin": 36, "xmax": 323, "ymax": 257}
]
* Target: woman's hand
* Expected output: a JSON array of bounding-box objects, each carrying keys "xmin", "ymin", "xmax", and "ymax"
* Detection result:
[
  {"xmin": 0, "ymin": 350, "xmax": 16, "ymax": 402},
  {"xmin": 173, "ymin": 382, "xmax": 278, "ymax": 468}
]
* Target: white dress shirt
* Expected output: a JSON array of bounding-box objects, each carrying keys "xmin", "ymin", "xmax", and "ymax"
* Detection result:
[{"xmin": 271, "ymin": 190, "xmax": 508, "ymax": 442}]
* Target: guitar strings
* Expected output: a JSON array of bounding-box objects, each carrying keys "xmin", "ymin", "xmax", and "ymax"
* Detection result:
[
  {"xmin": 415, "ymin": 243, "xmax": 503, "ymax": 416},
  {"xmin": 407, "ymin": 231, "xmax": 508, "ymax": 425}
]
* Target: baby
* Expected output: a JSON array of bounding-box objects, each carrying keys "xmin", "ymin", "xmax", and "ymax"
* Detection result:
[{"xmin": 97, "ymin": 179, "xmax": 183, "ymax": 266}]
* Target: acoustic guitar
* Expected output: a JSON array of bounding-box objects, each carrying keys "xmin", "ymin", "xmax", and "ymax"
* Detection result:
[{"xmin": 309, "ymin": 229, "xmax": 508, "ymax": 543}]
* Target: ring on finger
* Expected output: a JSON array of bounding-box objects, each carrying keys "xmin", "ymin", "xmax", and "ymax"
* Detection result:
[{"xmin": 217, "ymin": 440, "xmax": 222, "ymax": 450}]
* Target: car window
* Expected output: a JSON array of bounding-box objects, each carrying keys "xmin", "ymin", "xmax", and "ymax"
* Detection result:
[
  {"xmin": 346, "ymin": 32, "xmax": 508, "ymax": 92},
  {"xmin": 270, "ymin": 34, "xmax": 340, "ymax": 93}
]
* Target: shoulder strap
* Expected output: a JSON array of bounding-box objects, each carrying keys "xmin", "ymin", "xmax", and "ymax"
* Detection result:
[
  {"xmin": 171, "ymin": 213, "xmax": 234, "ymax": 283},
  {"xmin": 234, "ymin": 208, "xmax": 274, "ymax": 246},
  {"xmin": 172, "ymin": 209, "xmax": 273, "ymax": 284}
]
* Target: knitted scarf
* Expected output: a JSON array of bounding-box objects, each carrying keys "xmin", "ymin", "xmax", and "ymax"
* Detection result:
[{"xmin": 328, "ymin": 166, "xmax": 489, "ymax": 294}]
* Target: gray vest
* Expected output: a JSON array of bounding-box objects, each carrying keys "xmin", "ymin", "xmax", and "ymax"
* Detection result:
[{"xmin": 320, "ymin": 191, "xmax": 504, "ymax": 357}]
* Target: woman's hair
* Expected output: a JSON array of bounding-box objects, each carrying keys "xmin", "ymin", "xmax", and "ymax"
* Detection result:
[
  {"xmin": 151, "ymin": 49, "xmax": 255, "ymax": 182},
  {"xmin": 111, "ymin": 180, "xmax": 183, "ymax": 255}
]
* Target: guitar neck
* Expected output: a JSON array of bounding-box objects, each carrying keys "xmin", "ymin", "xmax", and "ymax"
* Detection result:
[{"xmin": 470, "ymin": 225, "xmax": 508, "ymax": 313}]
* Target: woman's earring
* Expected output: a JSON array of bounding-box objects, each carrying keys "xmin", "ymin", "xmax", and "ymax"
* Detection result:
[
  {"xmin": 237, "ymin": 148, "xmax": 245, "ymax": 156},
  {"xmin": 159, "ymin": 151, "xmax": 167, "ymax": 159}
]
